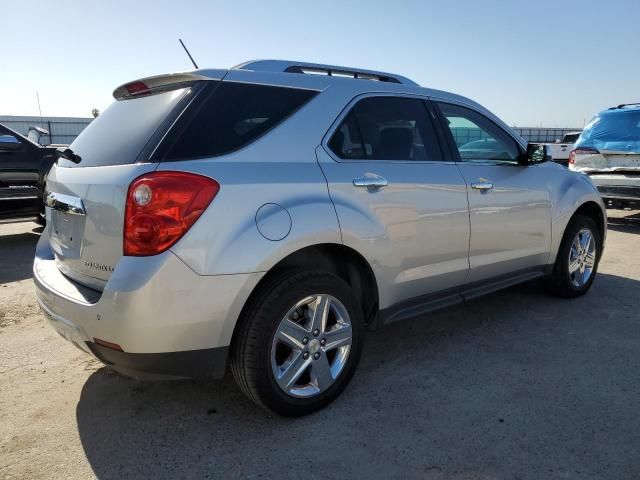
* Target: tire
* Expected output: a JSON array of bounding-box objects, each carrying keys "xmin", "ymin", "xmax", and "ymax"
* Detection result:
[
  {"xmin": 230, "ymin": 269, "xmax": 364, "ymax": 417},
  {"xmin": 547, "ymin": 214, "xmax": 601, "ymax": 298}
]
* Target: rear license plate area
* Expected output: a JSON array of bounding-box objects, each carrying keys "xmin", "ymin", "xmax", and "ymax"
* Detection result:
[{"xmin": 49, "ymin": 208, "xmax": 86, "ymax": 256}]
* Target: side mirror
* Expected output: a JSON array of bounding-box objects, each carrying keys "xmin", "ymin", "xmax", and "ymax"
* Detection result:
[
  {"xmin": 0, "ymin": 134, "xmax": 21, "ymax": 151},
  {"xmin": 520, "ymin": 143, "xmax": 551, "ymax": 165}
]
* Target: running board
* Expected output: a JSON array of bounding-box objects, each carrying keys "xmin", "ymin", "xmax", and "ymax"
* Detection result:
[{"xmin": 379, "ymin": 268, "xmax": 545, "ymax": 326}]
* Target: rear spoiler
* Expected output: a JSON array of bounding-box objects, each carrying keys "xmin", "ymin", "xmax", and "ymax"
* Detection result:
[{"xmin": 112, "ymin": 70, "xmax": 227, "ymax": 100}]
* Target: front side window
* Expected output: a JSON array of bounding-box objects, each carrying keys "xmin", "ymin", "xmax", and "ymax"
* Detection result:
[
  {"xmin": 328, "ymin": 96, "xmax": 441, "ymax": 161},
  {"xmin": 436, "ymin": 102, "xmax": 520, "ymax": 163},
  {"xmin": 156, "ymin": 82, "xmax": 317, "ymax": 160}
]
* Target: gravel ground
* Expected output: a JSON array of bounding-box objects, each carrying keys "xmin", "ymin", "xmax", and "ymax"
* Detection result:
[{"xmin": 1, "ymin": 211, "xmax": 639, "ymax": 480}]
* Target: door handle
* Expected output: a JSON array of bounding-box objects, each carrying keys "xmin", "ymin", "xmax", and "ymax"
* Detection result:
[
  {"xmin": 353, "ymin": 174, "xmax": 388, "ymax": 191},
  {"xmin": 471, "ymin": 182, "xmax": 494, "ymax": 191}
]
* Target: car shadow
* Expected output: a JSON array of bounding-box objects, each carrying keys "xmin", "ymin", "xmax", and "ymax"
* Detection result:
[
  {"xmin": 76, "ymin": 272, "xmax": 640, "ymax": 478},
  {"xmin": 0, "ymin": 228, "xmax": 40, "ymax": 284},
  {"xmin": 607, "ymin": 210, "xmax": 640, "ymax": 234}
]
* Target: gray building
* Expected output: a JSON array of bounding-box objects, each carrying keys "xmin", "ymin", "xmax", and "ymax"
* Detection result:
[{"xmin": 0, "ymin": 115, "xmax": 93, "ymax": 146}]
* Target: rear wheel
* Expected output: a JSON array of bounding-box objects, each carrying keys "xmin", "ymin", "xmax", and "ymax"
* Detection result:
[
  {"xmin": 230, "ymin": 270, "xmax": 364, "ymax": 417},
  {"xmin": 547, "ymin": 215, "xmax": 601, "ymax": 298}
]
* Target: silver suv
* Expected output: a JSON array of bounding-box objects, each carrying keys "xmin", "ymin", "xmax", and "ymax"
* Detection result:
[{"xmin": 34, "ymin": 60, "xmax": 606, "ymax": 416}]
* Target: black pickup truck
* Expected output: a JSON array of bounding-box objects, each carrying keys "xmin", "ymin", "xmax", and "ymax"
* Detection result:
[{"xmin": 0, "ymin": 123, "xmax": 57, "ymax": 224}]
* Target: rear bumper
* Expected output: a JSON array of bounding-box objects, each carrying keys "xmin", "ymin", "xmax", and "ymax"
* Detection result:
[
  {"xmin": 589, "ymin": 174, "xmax": 640, "ymax": 207},
  {"xmin": 38, "ymin": 299, "xmax": 229, "ymax": 379},
  {"xmin": 34, "ymin": 229, "xmax": 264, "ymax": 379},
  {"xmin": 87, "ymin": 343, "xmax": 229, "ymax": 380}
]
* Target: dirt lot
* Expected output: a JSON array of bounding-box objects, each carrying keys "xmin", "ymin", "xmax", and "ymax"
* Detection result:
[{"xmin": 1, "ymin": 211, "xmax": 639, "ymax": 479}]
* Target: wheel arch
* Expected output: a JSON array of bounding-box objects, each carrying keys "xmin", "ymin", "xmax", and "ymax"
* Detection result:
[
  {"xmin": 229, "ymin": 243, "xmax": 380, "ymax": 352},
  {"xmin": 548, "ymin": 169, "xmax": 607, "ymax": 266},
  {"xmin": 573, "ymin": 201, "xmax": 606, "ymax": 248}
]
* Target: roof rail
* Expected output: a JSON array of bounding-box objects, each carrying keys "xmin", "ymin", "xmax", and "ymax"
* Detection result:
[
  {"xmin": 233, "ymin": 59, "xmax": 419, "ymax": 86},
  {"xmin": 609, "ymin": 102, "xmax": 640, "ymax": 110}
]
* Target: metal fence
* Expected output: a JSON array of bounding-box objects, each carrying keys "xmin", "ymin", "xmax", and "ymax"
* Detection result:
[
  {"xmin": 0, "ymin": 115, "xmax": 93, "ymax": 146},
  {"xmin": 451, "ymin": 127, "xmax": 582, "ymax": 145},
  {"xmin": 0, "ymin": 115, "xmax": 582, "ymax": 147},
  {"xmin": 513, "ymin": 128, "xmax": 582, "ymax": 143}
]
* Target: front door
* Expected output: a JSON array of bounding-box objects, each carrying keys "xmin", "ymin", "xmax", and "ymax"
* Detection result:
[
  {"xmin": 317, "ymin": 95, "xmax": 470, "ymax": 309},
  {"xmin": 0, "ymin": 125, "xmax": 40, "ymax": 221},
  {"xmin": 433, "ymin": 101, "xmax": 552, "ymax": 284}
]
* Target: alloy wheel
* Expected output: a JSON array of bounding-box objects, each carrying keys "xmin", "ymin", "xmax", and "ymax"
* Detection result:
[
  {"xmin": 568, "ymin": 227, "xmax": 597, "ymax": 288},
  {"xmin": 271, "ymin": 294, "xmax": 353, "ymax": 398}
]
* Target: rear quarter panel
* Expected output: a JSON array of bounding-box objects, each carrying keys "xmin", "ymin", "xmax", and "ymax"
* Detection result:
[
  {"xmin": 164, "ymin": 86, "xmax": 349, "ymax": 275},
  {"xmin": 164, "ymin": 159, "xmax": 341, "ymax": 275}
]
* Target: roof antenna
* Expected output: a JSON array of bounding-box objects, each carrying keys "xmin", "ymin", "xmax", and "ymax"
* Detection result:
[
  {"xmin": 35, "ymin": 91, "xmax": 44, "ymax": 128},
  {"xmin": 179, "ymin": 38, "xmax": 199, "ymax": 69}
]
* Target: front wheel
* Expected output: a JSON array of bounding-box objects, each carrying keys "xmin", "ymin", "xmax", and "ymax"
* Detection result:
[
  {"xmin": 230, "ymin": 270, "xmax": 364, "ymax": 417},
  {"xmin": 547, "ymin": 215, "xmax": 601, "ymax": 298}
]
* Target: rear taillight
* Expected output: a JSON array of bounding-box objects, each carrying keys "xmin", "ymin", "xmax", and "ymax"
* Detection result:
[
  {"xmin": 569, "ymin": 147, "xmax": 599, "ymax": 165},
  {"xmin": 124, "ymin": 171, "xmax": 219, "ymax": 256}
]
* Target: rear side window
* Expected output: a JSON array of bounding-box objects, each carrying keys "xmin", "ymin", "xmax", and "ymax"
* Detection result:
[
  {"xmin": 59, "ymin": 87, "xmax": 193, "ymax": 168},
  {"xmin": 155, "ymin": 82, "xmax": 317, "ymax": 160},
  {"xmin": 562, "ymin": 133, "xmax": 580, "ymax": 143},
  {"xmin": 328, "ymin": 96, "xmax": 441, "ymax": 161},
  {"xmin": 436, "ymin": 102, "xmax": 520, "ymax": 164}
]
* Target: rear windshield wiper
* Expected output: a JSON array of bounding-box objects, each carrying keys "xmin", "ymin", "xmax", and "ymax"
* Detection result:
[{"xmin": 55, "ymin": 148, "xmax": 82, "ymax": 164}]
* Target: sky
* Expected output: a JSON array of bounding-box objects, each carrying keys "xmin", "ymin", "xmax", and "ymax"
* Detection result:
[{"xmin": 2, "ymin": 0, "xmax": 639, "ymax": 127}]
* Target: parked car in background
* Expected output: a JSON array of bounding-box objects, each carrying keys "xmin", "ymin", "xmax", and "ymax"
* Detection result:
[
  {"xmin": 0, "ymin": 123, "xmax": 57, "ymax": 224},
  {"xmin": 458, "ymin": 138, "xmax": 514, "ymax": 160},
  {"xmin": 34, "ymin": 60, "xmax": 606, "ymax": 416},
  {"xmin": 570, "ymin": 104, "xmax": 640, "ymax": 209},
  {"xmin": 545, "ymin": 131, "xmax": 581, "ymax": 166}
]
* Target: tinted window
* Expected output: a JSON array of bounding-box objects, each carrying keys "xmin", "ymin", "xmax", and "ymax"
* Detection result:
[
  {"xmin": 562, "ymin": 133, "xmax": 580, "ymax": 143},
  {"xmin": 436, "ymin": 102, "xmax": 520, "ymax": 163},
  {"xmin": 329, "ymin": 97, "xmax": 440, "ymax": 161},
  {"xmin": 328, "ymin": 112, "xmax": 366, "ymax": 159},
  {"xmin": 59, "ymin": 86, "xmax": 192, "ymax": 168},
  {"xmin": 157, "ymin": 82, "xmax": 317, "ymax": 160}
]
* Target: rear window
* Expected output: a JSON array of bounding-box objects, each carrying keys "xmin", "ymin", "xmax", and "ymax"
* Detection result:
[
  {"xmin": 577, "ymin": 110, "xmax": 640, "ymax": 152},
  {"xmin": 154, "ymin": 82, "xmax": 317, "ymax": 160},
  {"xmin": 59, "ymin": 87, "xmax": 192, "ymax": 168},
  {"xmin": 562, "ymin": 133, "xmax": 580, "ymax": 143}
]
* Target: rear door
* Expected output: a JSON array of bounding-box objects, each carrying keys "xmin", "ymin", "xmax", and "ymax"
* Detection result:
[
  {"xmin": 44, "ymin": 81, "xmax": 203, "ymax": 290},
  {"xmin": 0, "ymin": 125, "xmax": 40, "ymax": 220},
  {"xmin": 318, "ymin": 94, "xmax": 470, "ymax": 309},
  {"xmin": 433, "ymin": 101, "xmax": 552, "ymax": 284}
]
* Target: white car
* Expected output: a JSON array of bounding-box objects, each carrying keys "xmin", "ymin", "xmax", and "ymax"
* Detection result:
[{"xmin": 547, "ymin": 132, "xmax": 581, "ymax": 166}]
